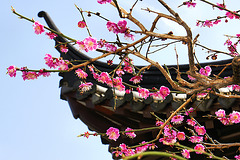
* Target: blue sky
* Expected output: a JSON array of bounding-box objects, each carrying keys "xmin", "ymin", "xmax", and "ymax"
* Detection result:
[{"xmin": 1, "ymin": 0, "xmax": 240, "ymax": 160}]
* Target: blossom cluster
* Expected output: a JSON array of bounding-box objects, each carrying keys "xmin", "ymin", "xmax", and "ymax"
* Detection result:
[
  {"xmin": 114, "ymin": 141, "xmax": 157, "ymax": 157},
  {"xmin": 196, "ymin": 19, "xmax": 221, "ymax": 28},
  {"xmin": 33, "ymin": 21, "xmax": 58, "ymax": 39},
  {"xmin": 98, "ymin": 39, "xmax": 117, "ymax": 52},
  {"xmin": 75, "ymin": 68, "xmax": 93, "ymax": 92},
  {"xmin": 88, "ymin": 65, "xmax": 126, "ymax": 91},
  {"xmin": 215, "ymin": 109, "xmax": 240, "ymax": 125},
  {"xmin": 137, "ymin": 86, "xmax": 170, "ymax": 100},
  {"xmin": 188, "ymin": 65, "xmax": 212, "ymax": 81},
  {"xmin": 7, "ymin": 54, "xmax": 69, "ymax": 80},
  {"xmin": 95, "ymin": 108, "xmax": 209, "ymax": 159},
  {"xmin": 106, "ymin": 20, "xmax": 134, "ymax": 41},
  {"xmin": 7, "ymin": 66, "xmax": 51, "ymax": 81},
  {"xmin": 84, "ymin": 60, "xmax": 171, "ymax": 100},
  {"xmin": 184, "ymin": 1, "xmax": 196, "ymax": 8},
  {"xmin": 155, "ymin": 110, "xmax": 208, "ymax": 159},
  {"xmin": 77, "ymin": 37, "xmax": 98, "ymax": 52},
  {"xmin": 224, "ymin": 37, "xmax": 239, "ymax": 56},
  {"xmin": 106, "ymin": 127, "xmax": 136, "ymax": 141},
  {"xmin": 44, "ymin": 54, "xmax": 69, "ymax": 70},
  {"xmin": 196, "ymin": 3, "xmax": 239, "ymax": 28},
  {"xmin": 123, "ymin": 57, "xmax": 134, "ymax": 73}
]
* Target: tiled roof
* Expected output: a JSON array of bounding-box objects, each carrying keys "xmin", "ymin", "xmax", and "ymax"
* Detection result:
[{"xmin": 39, "ymin": 11, "xmax": 240, "ymax": 159}]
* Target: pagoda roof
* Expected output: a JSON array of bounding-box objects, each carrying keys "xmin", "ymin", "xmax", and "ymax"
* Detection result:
[{"xmin": 38, "ymin": 11, "xmax": 240, "ymax": 159}]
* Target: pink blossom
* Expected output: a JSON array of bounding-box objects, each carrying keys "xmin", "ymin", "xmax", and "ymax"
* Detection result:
[
  {"xmin": 123, "ymin": 65, "xmax": 133, "ymax": 73},
  {"xmin": 106, "ymin": 20, "xmax": 134, "ymax": 41},
  {"xmin": 202, "ymin": 20, "xmax": 213, "ymax": 28},
  {"xmin": 98, "ymin": 39, "xmax": 106, "ymax": 48},
  {"xmin": 224, "ymin": 39, "xmax": 232, "ymax": 46},
  {"xmin": 226, "ymin": 12, "xmax": 239, "ymax": 19},
  {"xmin": 182, "ymin": 149, "xmax": 191, "ymax": 159},
  {"xmin": 97, "ymin": 0, "xmax": 112, "ymax": 4},
  {"xmin": 44, "ymin": 54, "xmax": 58, "ymax": 68},
  {"xmin": 215, "ymin": 109, "xmax": 226, "ymax": 117},
  {"xmin": 78, "ymin": 21, "xmax": 86, "ymax": 28},
  {"xmin": 83, "ymin": 37, "xmax": 98, "ymax": 51},
  {"xmin": 194, "ymin": 144, "xmax": 205, "ymax": 154},
  {"xmin": 137, "ymin": 87, "xmax": 150, "ymax": 99},
  {"xmin": 177, "ymin": 132, "xmax": 186, "ymax": 141},
  {"xmin": 76, "ymin": 40, "xmax": 88, "ymax": 52},
  {"xmin": 189, "ymin": 136, "xmax": 203, "ymax": 143},
  {"xmin": 186, "ymin": 119, "xmax": 196, "ymax": 126},
  {"xmin": 60, "ymin": 45, "xmax": 68, "ymax": 53},
  {"xmin": 156, "ymin": 120, "xmax": 164, "ymax": 126},
  {"xmin": 196, "ymin": 21, "xmax": 200, "ymax": 27},
  {"xmin": 228, "ymin": 44, "xmax": 238, "ymax": 56},
  {"xmin": 22, "ymin": 70, "xmax": 39, "ymax": 81},
  {"xmin": 98, "ymin": 72, "xmax": 110, "ymax": 83},
  {"xmin": 106, "ymin": 127, "xmax": 120, "ymax": 141},
  {"xmin": 184, "ymin": 2, "xmax": 196, "ymax": 8},
  {"xmin": 46, "ymin": 32, "xmax": 57, "ymax": 39},
  {"xmin": 124, "ymin": 57, "xmax": 133, "ymax": 66},
  {"xmin": 84, "ymin": 131, "xmax": 90, "ymax": 139},
  {"xmin": 164, "ymin": 127, "xmax": 177, "ymax": 137},
  {"xmin": 233, "ymin": 85, "xmax": 240, "ymax": 92},
  {"xmin": 124, "ymin": 33, "xmax": 135, "ymax": 41},
  {"xmin": 236, "ymin": 34, "xmax": 240, "ymax": 38},
  {"xmin": 197, "ymin": 92, "xmax": 208, "ymax": 99},
  {"xmin": 185, "ymin": 107, "xmax": 194, "ymax": 115},
  {"xmin": 93, "ymin": 72, "xmax": 100, "ymax": 80},
  {"xmin": 136, "ymin": 142, "xmax": 149, "ymax": 153},
  {"xmin": 171, "ymin": 114, "xmax": 184, "ymax": 125},
  {"xmin": 194, "ymin": 126, "xmax": 206, "ymax": 135},
  {"xmin": 217, "ymin": 3, "xmax": 225, "ymax": 10},
  {"xmin": 88, "ymin": 65, "xmax": 95, "ymax": 73},
  {"xmin": 199, "ymin": 66, "xmax": 211, "ymax": 76},
  {"xmin": 125, "ymin": 127, "xmax": 136, "ymax": 139},
  {"xmin": 148, "ymin": 143, "xmax": 158, "ymax": 150},
  {"xmin": 116, "ymin": 68, "xmax": 124, "ymax": 77},
  {"xmin": 106, "ymin": 21, "xmax": 119, "ymax": 34},
  {"xmin": 235, "ymin": 155, "xmax": 240, "ymax": 160},
  {"xmin": 105, "ymin": 43, "xmax": 117, "ymax": 52},
  {"xmin": 120, "ymin": 145, "xmax": 135, "ymax": 157},
  {"xmin": 119, "ymin": 143, "xmax": 127, "ymax": 151},
  {"xmin": 113, "ymin": 77, "xmax": 125, "ymax": 91},
  {"xmin": 159, "ymin": 136, "xmax": 177, "ymax": 145},
  {"xmin": 150, "ymin": 91, "xmax": 162, "ymax": 99},
  {"xmin": 75, "ymin": 69, "xmax": 88, "ymax": 79},
  {"xmin": 219, "ymin": 117, "xmax": 231, "ymax": 125},
  {"xmin": 38, "ymin": 69, "xmax": 50, "ymax": 77},
  {"xmin": 57, "ymin": 60, "xmax": 69, "ymax": 70},
  {"xmin": 117, "ymin": 20, "xmax": 127, "ymax": 33},
  {"xmin": 213, "ymin": 19, "xmax": 221, "ymax": 25},
  {"xmin": 79, "ymin": 82, "xmax": 93, "ymax": 92},
  {"xmin": 33, "ymin": 21, "xmax": 45, "ymax": 34},
  {"xmin": 129, "ymin": 75, "xmax": 142, "ymax": 84},
  {"xmin": 125, "ymin": 89, "xmax": 131, "ymax": 94},
  {"xmin": 229, "ymin": 111, "xmax": 240, "ymax": 124},
  {"xmin": 7, "ymin": 65, "xmax": 17, "ymax": 77},
  {"xmin": 159, "ymin": 86, "xmax": 170, "ymax": 99}
]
